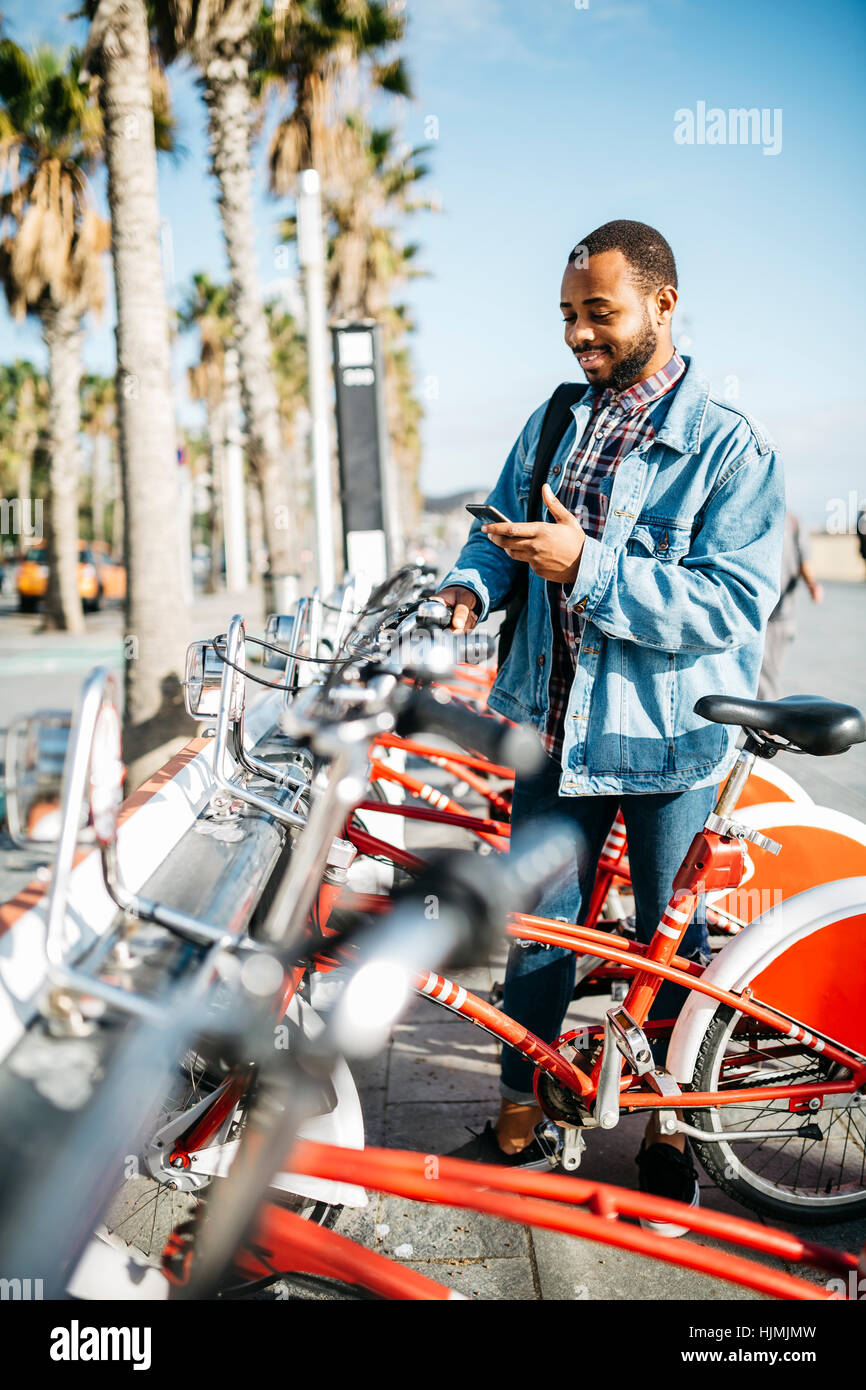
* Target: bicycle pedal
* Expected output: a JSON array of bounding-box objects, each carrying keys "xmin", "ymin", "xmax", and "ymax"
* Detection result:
[
  {"xmin": 489, "ymin": 980, "xmax": 504, "ymax": 1009},
  {"xmin": 533, "ymin": 1119, "xmax": 564, "ymax": 1168}
]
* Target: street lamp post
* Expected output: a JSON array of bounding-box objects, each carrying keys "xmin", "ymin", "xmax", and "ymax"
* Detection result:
[{"xmin": 296, "ymin": 169, "xmax": 336, "ymax": 598}]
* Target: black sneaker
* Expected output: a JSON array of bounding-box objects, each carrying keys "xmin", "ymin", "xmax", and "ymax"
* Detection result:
[
  {"xmin": 635, "ymin": 1139, "xmax": 699, "ymax": 1237},
  {"xmin": 447, "ymin": 1121, "xmax": 554, "ymax": 1170}
]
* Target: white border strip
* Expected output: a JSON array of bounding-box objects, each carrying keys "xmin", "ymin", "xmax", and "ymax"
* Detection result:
[{"xmin": 0, "ymin": 690, "xmax": 283, "ymax": 1061}]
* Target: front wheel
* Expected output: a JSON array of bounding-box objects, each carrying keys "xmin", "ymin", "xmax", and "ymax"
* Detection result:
[{"xmin": 686, "ymin": 1005, "xmax": 866, "ymax": 1224}]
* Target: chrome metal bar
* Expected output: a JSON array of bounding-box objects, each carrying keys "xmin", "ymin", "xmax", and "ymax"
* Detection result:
[
  {"xmin": 331, "ymin": 576, "xmax": 357, "ymax": 652},
  {"xmin": 101, "ymin": 842, "xmax": 258, "ymax": 953},
  {"xmin": 44, "ymin": 669, "xmax": 110, "ymax": 967},
  {"xmin": 284, "ymin": 597, "xmax": 312, "ymax": 693},
  {"xmin": 671, "ymin": 1119, "xmax": 824, "ymax": 1143},
  {"xmin": 211, "ymin": 616, "xmax": 305, "ymax": 829},
  {"xmin": 713, "ymin": 746, "xmax": 757, "ymax": 820},
  {"xmin": 230, "ymin": 718, "xmax": 307, "ymax": 791}
]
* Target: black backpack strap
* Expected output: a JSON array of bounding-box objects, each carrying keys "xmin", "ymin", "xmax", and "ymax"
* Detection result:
[
  {"xmin": 497, "ymin": 381, "xmax": 589, "ymax": 668},
  {"xmin": 526, "ymin": 381, "xmax": 589, "ymax": 522}
]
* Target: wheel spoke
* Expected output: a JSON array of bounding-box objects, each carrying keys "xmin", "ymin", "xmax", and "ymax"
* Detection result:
[{"xmin": 694, "ymin": 1008, "xmax": 866, "ymax": 1213}]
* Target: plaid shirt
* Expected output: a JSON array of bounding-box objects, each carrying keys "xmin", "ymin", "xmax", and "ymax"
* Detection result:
[{"xmin": 543, "ymin": 350, "xmax": 687, "ymax": 759}]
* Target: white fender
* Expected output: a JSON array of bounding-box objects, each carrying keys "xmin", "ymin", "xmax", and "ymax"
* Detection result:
[
  {"xmin": 726, "ymin": 800, "xmax": 866, "ymax": 844},
  {"xmin": 703, "ymin": 801, "xmax": 866, "ymax": 927},
  {"xmin": 667, "ymin": 875, "xmax": 866, "ymax": 1085},
  {"xmin": 67, "ymin": 1229, "xmax": 170, "ymax": 1300},
  {"xmin": 183, "ymin": 992, "xmax": 367, "ymax": 1206}
]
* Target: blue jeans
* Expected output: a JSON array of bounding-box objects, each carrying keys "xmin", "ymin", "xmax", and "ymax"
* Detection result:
[{"xmin": 500, "ymin": 755, "xmax": 716, "ymax": 1103}]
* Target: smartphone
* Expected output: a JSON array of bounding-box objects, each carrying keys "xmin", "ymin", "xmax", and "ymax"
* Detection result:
[{"xmin": 466, "ymin": 503, "xmax": 512, "ymax": 525}]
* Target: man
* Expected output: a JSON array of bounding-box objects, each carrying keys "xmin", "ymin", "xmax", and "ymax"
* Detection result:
[
  {"xmin": 436, "ymin": 220, "xmax": 785, "ymax": 1231},
  {"xmin": 758, "ymin": 511, "xmax": 823, "ymax": 700}
]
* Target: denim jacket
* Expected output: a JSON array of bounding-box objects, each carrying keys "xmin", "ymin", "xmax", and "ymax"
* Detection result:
[{"xmin": 440, "ymin": 357, "xmax": 786, "ymax": 795}]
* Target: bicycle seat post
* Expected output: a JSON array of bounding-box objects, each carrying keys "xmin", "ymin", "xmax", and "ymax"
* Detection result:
[{"xmin": 712, "ymin": 744, "xmax": 757, "ymax": 819}]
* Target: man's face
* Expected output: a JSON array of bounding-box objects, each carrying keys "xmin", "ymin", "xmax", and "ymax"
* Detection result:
[{"xmin": 560, "ymin": 249, "xmax": 676, "ymax": 392}]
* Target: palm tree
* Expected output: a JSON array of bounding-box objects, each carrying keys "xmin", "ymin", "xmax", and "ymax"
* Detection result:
[
  {"xmin": 0, "ymin": 359, "xmax": 48, "ymax": 524},
  {"xmin": 81, "ymin": 0, "xmax": 190, "ymax": 781},
  {"xmin": 80, "ymin": 372, "xmax": 115, "ymax": 544},
  {"xmin": 262, "ymin": 1, "xmax": 410, "ymax": 193},
  {"xmin": 148, "ymin": 3, "xmax": 408, "ymax": 596},
  {"xmin": 0, "ymin": 39, "xmax": 108, "ymax": 632},
  {"xmin": 265, "ymin": 296, "xmax": 310, "ymax": 561},
  {"xmin": 149, "ymin": 0, "xmax": 291, "ymax": 593},
  {"xmin": 322, "ymin": 117, "xmax": 431, "ymax": 320},
  {"xmin": 179, "ymin": 271, "xmax": 233, "ymax": 591}
]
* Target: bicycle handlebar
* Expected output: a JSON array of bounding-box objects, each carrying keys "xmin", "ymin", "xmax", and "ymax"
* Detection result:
[{"xmin": 394, "ymin": 685, "xmax": 544, "ymax": 777}]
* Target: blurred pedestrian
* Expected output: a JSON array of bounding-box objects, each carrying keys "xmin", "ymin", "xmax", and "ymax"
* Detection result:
[{"xmin": 758, "ymin": 511, "xmax": 823, "ymax": 700}]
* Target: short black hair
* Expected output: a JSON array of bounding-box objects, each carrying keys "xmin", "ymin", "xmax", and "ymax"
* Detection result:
[{"xmin": 568, "ymin": 220, "xmax": 678, "ymax": 297}]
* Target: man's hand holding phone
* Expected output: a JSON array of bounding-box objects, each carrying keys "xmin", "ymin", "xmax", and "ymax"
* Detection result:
[
  {"xmin": 482, "ymin": 484, "xmax": 587, "ymax": 585},
  {"xmin": 435, "ymin": 585, "xmax": 480, "ymax": 633}
]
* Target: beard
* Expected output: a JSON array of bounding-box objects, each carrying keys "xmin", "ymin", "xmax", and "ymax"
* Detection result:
[{"xmin": 602, "ymin": 310, "xmax": 659, "ymax": 392}]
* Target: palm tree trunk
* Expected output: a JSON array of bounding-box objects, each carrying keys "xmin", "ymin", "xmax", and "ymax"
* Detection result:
[
  {"xmin": 91, "ymin": 432, "xmax": 110, "ymax": 544},
  {"xmin": 201, "ymin": 50, "xmax": 294, "ymax": 583},
  {"xmin": 246, "ymin": 474, "xmax": 265, "ymax": 587},
  {"xmin": 16, "ymin": 452, "xmax": 32, "ymax": 519},
  {"xmin": 95, "ymin": 0, "xmax": 189, "ymax": 783},
  {"xmin": 40, "ymin": 303, "xmax": 85, "ymax": 633},
  {"xmin": 207, "ymin": 395, "xmax": 225, "ymax": 593},
  {"xmin": 334, "ymin": 229, "xmax": 367, "ymax": 322},
  {"xmin": 110, "ymin": 456, "xmax": 124, "ymax": 558}
]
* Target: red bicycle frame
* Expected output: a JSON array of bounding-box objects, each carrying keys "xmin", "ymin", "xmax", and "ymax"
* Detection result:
[
  {"xmin": 325, "ymin": 811, "xmax": 866, "ymax": 1118},
  {"xmin": 216, "ymin": 1142, "xmax": 859, "ymax": 1302}
]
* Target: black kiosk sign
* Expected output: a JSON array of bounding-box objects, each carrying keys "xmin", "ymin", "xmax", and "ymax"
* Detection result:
[{"xmin": 331, "ymin": 322, "xmax": 391, "ymax": 583}]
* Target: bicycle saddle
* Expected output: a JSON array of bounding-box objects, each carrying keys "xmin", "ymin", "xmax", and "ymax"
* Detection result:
[{"xmin": 694, "ymin": 694, "xmax": 866, "ymax": 756}]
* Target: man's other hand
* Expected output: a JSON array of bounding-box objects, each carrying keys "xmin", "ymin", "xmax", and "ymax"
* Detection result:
[
  {"xmin": 435, "ymin": 585, "xmax": 480, "ymax": 632},
  {"xmin": 482, "ymin": 484, "xmax": 586, "ymax": 584}
]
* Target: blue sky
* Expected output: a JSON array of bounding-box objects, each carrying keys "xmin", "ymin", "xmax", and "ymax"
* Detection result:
[{"xmin": 1, "ymin": 0, "xmax": 864, "ymax": 526}]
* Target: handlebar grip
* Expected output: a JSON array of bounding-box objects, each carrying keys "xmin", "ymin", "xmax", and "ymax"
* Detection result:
[{"xmin": 395, "ymin": 687, "xmax": 544, "ymax": 777}]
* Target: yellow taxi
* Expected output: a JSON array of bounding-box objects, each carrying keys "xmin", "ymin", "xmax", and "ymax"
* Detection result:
[
  {"xmin": 17, "ymin": 541, "xmax": 103, "ymax": 613},
  {"xmin": 90, "ymin": 540, "xmax": 127, "ymax": 601}
]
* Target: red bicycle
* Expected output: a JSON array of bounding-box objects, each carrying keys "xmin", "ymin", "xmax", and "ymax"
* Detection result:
[{"xmin": 313, "ymin": 684, "xmax": 866, "ymax": 1226}]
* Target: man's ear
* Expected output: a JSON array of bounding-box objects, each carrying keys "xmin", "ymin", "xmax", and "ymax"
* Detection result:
[{"xmin": 655, "ymin": 284, "xmax": 678, "ymax": 325}]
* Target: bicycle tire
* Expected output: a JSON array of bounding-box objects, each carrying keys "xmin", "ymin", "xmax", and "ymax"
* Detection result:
[{"xmin": 686, "ymin": 1003, "xmax": 866, "ymax": 1224}]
